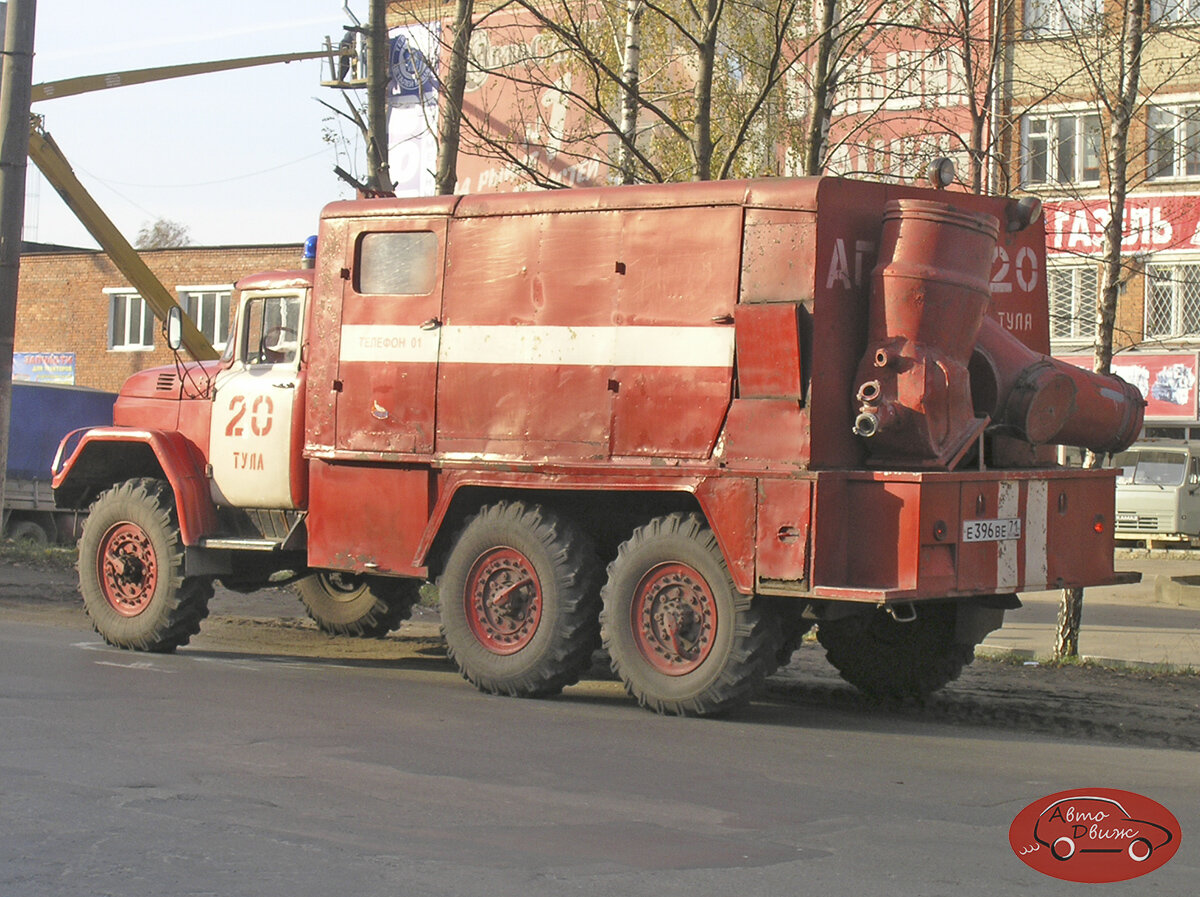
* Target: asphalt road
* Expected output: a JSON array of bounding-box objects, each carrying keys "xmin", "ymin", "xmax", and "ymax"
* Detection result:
[{"xmin": 2, "ymin": 616, "xmax": 1197, "ymax": 897}]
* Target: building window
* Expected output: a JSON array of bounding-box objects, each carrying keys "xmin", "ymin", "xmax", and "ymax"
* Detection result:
[
  {"xmin": 1146, "ymin": 263, "xmax": 1200, "ymax": 338},
  {"xmin": 1151, "ymin": 0, "xmax": 1200, "ymax": 23},
  {"xmin": 181, "ymin": 288, "xmax": 233, "ymax": 350},
  {"xmin": 1024, "ymin": 0, "xmax": 1103, "ymax": 35},
  {"xmin": 1148, "ymin": 105, "xmax": 1200, "ymax": 180},
  {"xmin": 1048, "ymin": 263, "xmax": 1098, "ymax": 341},
  {"xmin": 1022, "ymin": 112, "xmax": 1102, "ymax": 185},
  {"xmin": 106, "ymin": 290, "xmax": 154, "ymax": 351}
]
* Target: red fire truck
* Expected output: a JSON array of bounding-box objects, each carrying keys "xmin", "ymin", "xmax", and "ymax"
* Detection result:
[{"xmin": 52, "ymin": 172, "xmax": 1143, "ymax": 715}]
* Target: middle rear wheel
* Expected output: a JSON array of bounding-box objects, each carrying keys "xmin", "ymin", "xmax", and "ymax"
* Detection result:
[
  {"xmin": 601, "ymin": 513, "xmax": 781, "ymax": 716},
  {"xmin": 438, "ymin": 501, "xmax": 601, "ymax": 698}
]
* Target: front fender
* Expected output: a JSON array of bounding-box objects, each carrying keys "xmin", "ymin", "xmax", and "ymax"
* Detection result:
[{"xmin": 52, "ymin": 427, "xmax": 218, "ymax": 545}]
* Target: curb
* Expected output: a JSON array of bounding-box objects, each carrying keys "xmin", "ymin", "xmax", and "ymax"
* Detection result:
[
  {"xmin": 1153, "ymin": 574, "xmax": 1200, "ymax": 609},
  {"xmin": 976, "ymin": 644, "xmax": 1199, "ymax": 675}
]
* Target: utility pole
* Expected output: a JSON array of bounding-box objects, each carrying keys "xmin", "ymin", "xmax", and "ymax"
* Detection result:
[
  {"xmin": 0, "ymin": 0, "xmax": 36, "ymax": 526},
  {"xmin": 366, "ymin": 0, "xmax": 392, "ymax": 193}
]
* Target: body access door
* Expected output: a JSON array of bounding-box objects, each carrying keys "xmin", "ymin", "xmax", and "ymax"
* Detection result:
[{"xmin": 334, "ymin": 219, "xmax": 447, "ymax": 454}]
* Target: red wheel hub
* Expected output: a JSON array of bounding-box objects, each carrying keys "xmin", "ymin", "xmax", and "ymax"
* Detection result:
[
  {"xmin": 631, "ymin": 562, "xmax": 716, "ymax": 675},
  {"xmin": 464, "ymin": 547, "xmax": 542, "ymax": 655},
  {"xmin": 97, "ymin": 522, "xmax": 158, "ymax": 617}
]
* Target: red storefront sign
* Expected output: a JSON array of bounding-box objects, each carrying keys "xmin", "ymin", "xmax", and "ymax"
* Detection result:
[{"xmin": 1046, "ymin": 195, "xmax": 1200, "ymax": 256}]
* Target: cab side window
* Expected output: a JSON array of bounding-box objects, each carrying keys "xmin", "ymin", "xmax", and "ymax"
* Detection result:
[
  {"xmin": 244, "ymin": 295, "xmax": 302, "ymax": 366},
  {"xmin": 356, "ymin": 232, "xmax": 439, "ymax": 295}
]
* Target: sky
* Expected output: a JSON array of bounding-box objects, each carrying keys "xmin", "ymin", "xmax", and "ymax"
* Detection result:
[{"xmin": 24, "ymin": 0, "xmax": 371, "ymax": 249}]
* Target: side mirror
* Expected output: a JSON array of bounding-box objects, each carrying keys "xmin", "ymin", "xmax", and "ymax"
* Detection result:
[{"xmin": 166, "ymin": 305, "xmax": 184, "ymax": 351}]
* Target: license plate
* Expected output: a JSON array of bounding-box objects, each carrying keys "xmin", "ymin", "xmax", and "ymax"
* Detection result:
[{"xmin": 962, "ymin": 518, "xmax": 1021, "ymax": 542}]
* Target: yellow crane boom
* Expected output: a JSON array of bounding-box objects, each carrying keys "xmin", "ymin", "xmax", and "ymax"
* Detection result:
[{"xmin": 28, "ymin": 50, "xmax": 326, "ymax": 360}]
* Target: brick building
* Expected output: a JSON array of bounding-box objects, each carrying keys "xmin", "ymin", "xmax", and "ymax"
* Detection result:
[
  {"xmin": 1005, "ymin": 3, "xmax": 1200, "ymax": 437},
  {"xmin": 14, "ymin": 243, "xmax": 302, "ymax": 392}
]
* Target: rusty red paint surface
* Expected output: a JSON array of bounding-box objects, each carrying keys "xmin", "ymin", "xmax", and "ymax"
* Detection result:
[
  {"xmin": 851, "ymin": 200, "xmax": 999, "ymax": 465},
  {"xmin": 810, "ymin": 469, "xmax": 1120, "ymax": 602},
  {"xmin": 53, "ymin": 427, "xmax": 217, "ymax": 544},
  {"xmin": 305, "ymin": 460, "xmax": 431, "ymax": 577},
  {"xmin": 54, "ymin": 176, "xmax": 1143, "ymax": 608}
]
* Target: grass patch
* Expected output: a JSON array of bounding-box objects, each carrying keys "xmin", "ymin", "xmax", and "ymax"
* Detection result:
[{"xmin": 0, "ymin": 541, "xmax": 77, "ymax": 571}]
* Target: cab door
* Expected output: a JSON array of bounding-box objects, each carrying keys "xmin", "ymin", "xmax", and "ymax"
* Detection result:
[
  {"xmin": 334, "ymin": 220, "xmax": 446, "ymax": 454},
  {"xmin": 209, "ymin": 290, "xmax": 306, "ymax": 508}
]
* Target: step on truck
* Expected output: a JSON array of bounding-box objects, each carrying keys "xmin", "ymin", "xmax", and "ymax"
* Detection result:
[{"xmin": 52, "ymin": 170, "xmax": 1145, "ymax": 715}]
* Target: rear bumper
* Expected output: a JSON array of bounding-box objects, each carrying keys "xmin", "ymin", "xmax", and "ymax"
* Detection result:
[{"xmin": 807, "ymin": 468, "xmax": 1128, "ymax": 603}]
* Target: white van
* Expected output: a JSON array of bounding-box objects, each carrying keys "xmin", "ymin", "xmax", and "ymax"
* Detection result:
[{"xmin": 1113, "ymin": 441, "xmax": 1200, "ymax": 546}]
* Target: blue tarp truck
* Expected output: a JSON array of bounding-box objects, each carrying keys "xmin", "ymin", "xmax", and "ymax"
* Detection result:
[{"xmin": 3, "ymin": 382, "xmax": 116, "ymax": 544}]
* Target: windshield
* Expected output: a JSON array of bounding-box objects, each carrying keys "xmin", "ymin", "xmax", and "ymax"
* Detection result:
[{"xmin": 1113, "ymin": 450, "xmax": 1188, "ymax": 487}]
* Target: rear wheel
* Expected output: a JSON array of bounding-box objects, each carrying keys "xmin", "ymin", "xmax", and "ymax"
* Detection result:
[
  {"xmin": 601, "ymin": 513, "xmax": 781, "ymax": 716},
  {"xmin": 78, "ymin": 478, "xmax": 212, "ymax": 652},
  {"xmin": 294, "ymin": 571, "xmax": 420, "ymax": 637},
  {"xmin": 816, "ymin": 603, "xmax": 974, "ymax": 701},
  {"xmin": 438, "ymin": 502, "xmax": 600, "ymax": 697}
]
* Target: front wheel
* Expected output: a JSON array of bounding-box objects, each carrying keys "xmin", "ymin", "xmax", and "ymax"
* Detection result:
[
  {"xmin": 438, "ymin": 502, "xmax": 601, "ymax": 698},
  {"xmin": 816, "ymin": 603, "xmax": 975, "ymax": 701},
  {"xmin": 600, "ymin": 513, "xmax": 781, "ymax": 716},
  {"xmin": 294, "ymin": 571, "xmax": 421, "ymax": 637},
  {"xmin": 77, "ymin": 478, "xmax": 213, "ymax": 652}
]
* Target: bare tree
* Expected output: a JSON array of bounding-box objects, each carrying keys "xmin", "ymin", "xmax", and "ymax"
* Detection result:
[
  {"xmin": 436, "ymin": 0, "xmax": 477, "ymax": 194},
  {"xmin": 1006, "ymin": 1, "xmax": 1158, "ymax": 658},
  {"xmin": 439, "ymin": 0, "xmax": 812, "ymax": 186},
  {"xmin": 810, "ymin": 1, "xmax": 1007, "ymax": 191},
  {"xmin": 135, "ymin": 218, "xmax": 191, "ymax": 249},
  {"xmin": 618, "ymin": 0, "xmax": 646, "ymax": 183},
  {"xmin": 802, "ymin": 0, "xmax": 840, "ymax": 175}
]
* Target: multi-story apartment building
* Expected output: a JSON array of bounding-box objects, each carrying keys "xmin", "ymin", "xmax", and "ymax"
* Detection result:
[{"xmin": 1007, "ymin": 0, "xmax": 1200, "ymax": 436}]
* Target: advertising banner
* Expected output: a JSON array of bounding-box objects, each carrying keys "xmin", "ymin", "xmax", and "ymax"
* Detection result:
[
  {"xmin": 1046, "ymin": 195, "xmax": 1200, "ymax": 257},
  {"xmin": 1058, "ymin": 352, "xmax": 1198, "ymax": 419},
  {"xmin": 388, "ymin": 23, "xmax": 440, "ymax": 198},
  {"xmin": 12, "ymin": 352, "xmax": 75, "ymax": 384}
]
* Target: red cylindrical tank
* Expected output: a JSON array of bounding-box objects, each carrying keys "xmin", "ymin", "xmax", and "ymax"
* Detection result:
[{"xmin": 970, "ymin": 316, "xmax": 1145, "ymax": 454}]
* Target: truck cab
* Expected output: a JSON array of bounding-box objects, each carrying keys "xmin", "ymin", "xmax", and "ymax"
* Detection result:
[
  {"xmin": 1114, "ymin": 441, "xmax": 1200, "ymax": 547},
  {"xmin": 207, "ymin": 272, "xmax": 309, "ymax": 512}
]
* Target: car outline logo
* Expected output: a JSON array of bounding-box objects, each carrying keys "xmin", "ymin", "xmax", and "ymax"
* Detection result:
[{"xmin": 1033, "ymin": 795, "xmax": 1174, "ymax": 863}]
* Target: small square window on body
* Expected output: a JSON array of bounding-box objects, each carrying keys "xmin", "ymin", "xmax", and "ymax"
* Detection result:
[{"xmin": 356, "ymin": 231, "xmax": 440, "ymax": 295}]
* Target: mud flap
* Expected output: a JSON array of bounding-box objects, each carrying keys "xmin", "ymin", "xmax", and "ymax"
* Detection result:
[{"xmin": 954, "ymin": 594, "xmax": 1020, "ymax": 646}]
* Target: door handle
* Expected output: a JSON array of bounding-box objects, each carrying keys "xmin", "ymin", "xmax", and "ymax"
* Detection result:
[{"xmin": 420, "ymin": 317, "xmax": 442, "ymax": 331}]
